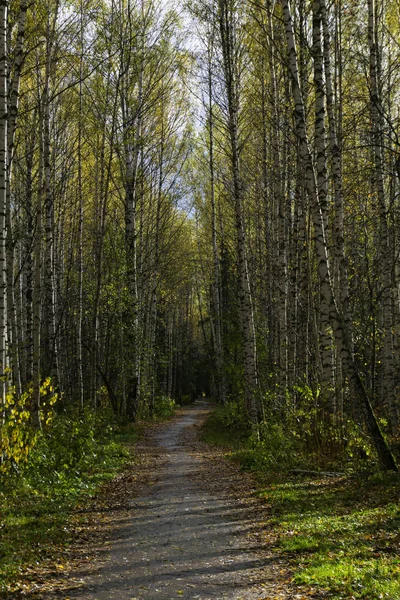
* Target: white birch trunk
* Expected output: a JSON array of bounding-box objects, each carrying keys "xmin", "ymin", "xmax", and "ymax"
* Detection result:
[
  {"xmin": 121, "ymin": 4, "xmax": 144, "ymax": 418},
  {"xmin": 43, "ymin": 8, "xmax": 59, "ymax": 383},
  {"xmin": 31, "ymin": 106, "xmax": 44, "ymax": 429},
  {"xmin": 207, "ymin": 40, "xmax": 226, "ymax": 404},
  {"xmin": 268, "ymin": 7, "xmax": 288, "ymax": 392},
  {"xmin": 76, "ymin": 0, "xmax": 84, "ymax": 407},
  {"xmin": 281, "ymin": 0, "xmax": 397, "ymax": 470},
  {"xmin": 368, "ymin": 0, "xmax": 398, "ymax": 429},
  {"xmin": 320, "ymin": 0, "xmax": 349, "ymax": 414},
  {"xmin": 5, "ymin": 0, "xmax": 27, "ymax": 396},
  {"xmin": 0, "ymin": 0, "xmax": 7, "ymax": 405},
  {"xmin": 313, "ymin": 0, "xmax": 335, "ymax": 411},
  {"xmin": 23, "ymin": 125, "xmax": 35, "ymax": 386},
  {"xmin": 219, "ymin": 0, "xmax": 259, "ymax": 424}
]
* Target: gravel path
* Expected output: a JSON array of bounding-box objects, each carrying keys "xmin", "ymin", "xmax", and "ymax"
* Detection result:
[{"xmin": 65, "ymin": 401, "xmax": 292, "ymax": 599}]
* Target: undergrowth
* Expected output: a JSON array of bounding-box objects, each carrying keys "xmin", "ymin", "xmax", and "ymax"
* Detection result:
[
  {"xmin": 202, "ymin": 402, "xmax": 400, "ymax": 599},
  {"xmin": 201, "ymin": 401, "xmax": 251, "ymax": 448},
  {"xmin": 0, "ymin": 392, "xmax": 178, "ymax": 594},
  {"xmin": 0, "ymin": 406, "xmax": 136, "ymax": 592}
]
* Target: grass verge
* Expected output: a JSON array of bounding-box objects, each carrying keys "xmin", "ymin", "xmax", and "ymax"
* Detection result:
[
  {"xmin": 201, "ymin": 405, "xmax": 400, "ymax": 600},
  {"xmin": 0, "ymin": 404, "xmax": 171, "ymax": 596}
]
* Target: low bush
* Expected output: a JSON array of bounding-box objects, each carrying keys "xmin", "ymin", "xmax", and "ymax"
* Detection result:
[
  {"xmin": 0, "ymin": 377, "xmax": 57, "ymax": 478},
  {"xmin": 20, "ymin": 406, "xmax": 127, "ymax": 494},
  {"xmin": 0, "ymin": 400, "xmax": 135, "ymax": 592},
  {"xmin": 235, "ymin": 420, "xmax": 300, "ymax": 471},
  {"xmin": 153, "ymin": 396, "xmax": 176, "ymax": 419},
  {"xmin": 201, "ymin": 401, "xmax": 251, "ymax": 448}
]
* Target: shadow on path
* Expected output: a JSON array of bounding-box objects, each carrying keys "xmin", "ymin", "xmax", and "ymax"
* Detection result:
[{"xmin": 58, "ymin": 401, "xmax": 288, "ymax": 599}]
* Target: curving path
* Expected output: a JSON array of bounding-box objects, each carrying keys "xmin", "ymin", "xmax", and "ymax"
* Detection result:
[{"xmin": 67, "ymin": 401, "xmax": 289, "ymax": 599}]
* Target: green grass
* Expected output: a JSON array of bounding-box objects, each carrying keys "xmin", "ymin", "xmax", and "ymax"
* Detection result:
[
  {"xmin": 202, "ymin": 406, "xmax": 400, "ymax": 600},
  {"xmin": 0, "ymin": 413, "xmax": 139, "ymax": 594},
  {"xmin": 259, "ymin": 474, "xmax": 400, "ymax": 599}
]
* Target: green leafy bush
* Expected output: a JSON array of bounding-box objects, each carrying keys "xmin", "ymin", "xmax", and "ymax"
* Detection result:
[
  {"xmin": 211, "ymin": 401, "xmax": 249, "ymax": 431},
  {"xmin": 0, "ymin": 377, "xmax": 58, "ymax": 477},
  {"xmin": 201, "ymin": 401, "xmax": 251, "ymax": 448},
  {"xmin": 0, "ymin": 404, "xmax": 133, "ymax": 592},
  {"xmin": 179, "ymin": 394, "xmax": 192, "ymax": 406},
  {"xmin": 26, "ymin": 409, "xmax": 116, "ymax": 483},
  {"xmin": 235, "ymin": 420, "xmax": 299, "ymax": 471},
  {"xmin": 242, "ymin": 421, "xmax": 299, "ymax": 471},
  {"xmin": 153, "ymin": 396, "xmax": 176, "ymax": 418}
]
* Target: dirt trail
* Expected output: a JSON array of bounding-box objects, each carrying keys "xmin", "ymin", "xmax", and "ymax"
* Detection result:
[{"xmin": 64, "ymin": 401, "xmax": 293, "ymax": 599}]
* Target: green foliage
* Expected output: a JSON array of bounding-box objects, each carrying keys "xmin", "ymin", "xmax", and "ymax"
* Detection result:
[
  {"xmin": 269, "ymin": 384, "xmax": 378, "ymax": 471},
  {"xmin": 179, "ymin": 394, "xmax": 193, "ymax": 406},
  {"xmin": 201, "ymin": 401, "xmax": 251, "ymax": 448},
  {"xmin": 22, "ymin": 407, "xmax": 125, "ymax": 494},
  {"xmin": 153, "ymin": 396, "xmax": 176, "ymax": 419},
  {"xmin": 213, "ymin": 400, "xmax": 250, "ymax": 431},
  {"xmin": 0, "ymin": 407, "xmax": 136, "ymax": 592},
  {"xmin": 235, "ymin": 421, "xmax": 299, "ymax": 471},
  {"xmin": 0, "ymin": 378, "xmax": 58, "ymax": 475},
  {"xmin": 291, "ymin": 384, "xmax": 341, "ymax": 455},
  {"xmin": 203, "ymin": 387, "xmax": 381, "ymax": 476}
]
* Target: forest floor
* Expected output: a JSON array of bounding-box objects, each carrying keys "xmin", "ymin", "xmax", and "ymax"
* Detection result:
[{"xmin": 3, "ymin": 400, "xmax": 314, "ymax": 600}]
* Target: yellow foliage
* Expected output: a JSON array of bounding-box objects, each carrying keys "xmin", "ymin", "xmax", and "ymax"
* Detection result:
[{"xmin": 0, "ymin": 379, "xmax": 58, "ymax": 474}]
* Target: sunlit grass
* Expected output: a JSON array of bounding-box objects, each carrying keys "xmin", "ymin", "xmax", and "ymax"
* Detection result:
[
  {"xmin": 202, "ymin": 407, "xmax": 400, "ymax": 599},
  {"xmin": 296, "ymin": 558, "xmax": 400, "ymax": 599},
  {"xmin": 255, "ymin": 473, "xmax": 400, "ymax": 599}
]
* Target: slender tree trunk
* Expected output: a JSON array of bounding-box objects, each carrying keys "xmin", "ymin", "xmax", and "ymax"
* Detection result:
[
  {"xmin": 207, "ymin": 38, "xmax": 226, "ymax": 404},
  {"xmin": 42, "ymin": 9, "xmax": 59, "ymax": 383},
  {"xmin": 0, "ymin": 0, "xmax": 8, "ymax": 406},
  {"xmin": 31, "ymin": 104, "xmax": 44, "ymax": 429},
  {"xmin": 92, "ymin": 123, "xmax": 110, "ymax": 408},
  {"xmin": 313, "ymin": 0, "xmax": 335, "ymax": 411},
  {"xmin": 23, "ymin": 122, "xmax": 36, "ymax": 387},
  {"xmin": 121, "ymin": 12, "xmax": 144, "ymax": 419},
  {"xmin": 148, "ymin": 109, "xmax": 164, "ymax": 414},
  {"xmin": 5, "ymin": 0, "xmax": 27, "ymax": 396},
  {"xmin": 267, "ymin": 5, "xmax": 288, "ymax": 394},
  {"xmin": 219, "ymin": 0, "xmax": 259, "ymax": 424},
  {"xmin": 368, "ymin": 0, "xmax": 397, "ymax": 429},
  {"xmin": 77, "ymin": 0, "xmax": 84, "ymax": 407},
  {"xmin": 281, "ymin": 0, "xmax": 397, "ymax": 470},
  {"xmin": 321, "ymin": 0, "xmax": 348, "ymax": 415}
]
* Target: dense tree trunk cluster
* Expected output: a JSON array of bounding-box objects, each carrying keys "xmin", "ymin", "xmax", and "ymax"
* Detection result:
[
  {"xmin": 1, "ymin": 0, "xmax": 400, "ymax": 470},
  {"xmin": 0, "ymin": 0, "xmax": 199, "ymax": 433},
  {"xmin": 192, "ymin": 0, "xmax": 400, "ymax": 468}
]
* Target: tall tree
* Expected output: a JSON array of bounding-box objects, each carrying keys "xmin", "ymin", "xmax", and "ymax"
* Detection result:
[{"xmin": 217, "ymin": 0, "xmax": 260, "ymax": 424}]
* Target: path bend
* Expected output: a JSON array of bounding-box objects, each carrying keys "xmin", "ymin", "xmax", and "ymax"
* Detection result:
[{"xmin": 66, "ymin": 401, "xmax": 290, "ymax": 600}]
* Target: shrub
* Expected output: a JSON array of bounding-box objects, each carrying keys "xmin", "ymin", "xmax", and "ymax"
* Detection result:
[
  {"xmin": 21, "ymin": 406, "xmax": 124, "ymax": 491},
  {"xmin": 235, "ymin": 420, "xmax": 299, "ymax": 472},
  {"xmin": 201, "ymin": 400, "xmax": 251, "ymax": 448},
  {"xmin": 212, "ymin": 400, "xmax": 250, "ymax": 431},
  {"xmin": 153, "ymin": 396, "xmax": 176, "ymax": 418},
  {"xmin": 0, "ymin": 377, "xmax": 58, "ymax": 478}
]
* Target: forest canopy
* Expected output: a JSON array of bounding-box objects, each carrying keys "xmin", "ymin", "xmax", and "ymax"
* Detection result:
[{"xmin": 0, "ymin": 0, "xmax": 400, "ymax": 474}]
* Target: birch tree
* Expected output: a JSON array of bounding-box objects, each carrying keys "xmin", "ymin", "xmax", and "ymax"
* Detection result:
[
  {"xmin": 280, "ymin": 0, "xmax": 397, "ymax": 470},
  {"xmin": 368, "ymin": 0, "xmax": 398, "ymax": 430},
  {"xmin": 217, "ymin": 0, "xmax": 260, "ymax": 424},
  {"xmin": 0, "ymin": 0, "xmax": 7, "ymax": 405}
]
